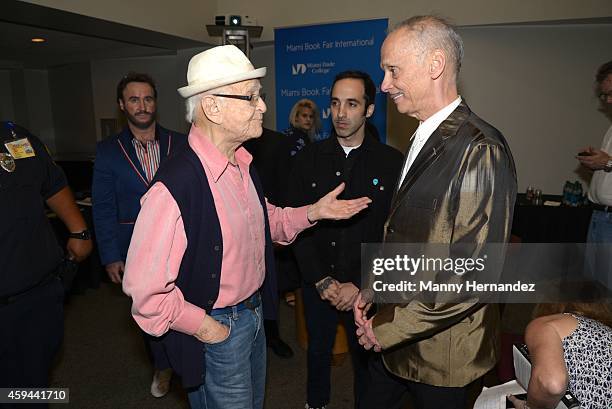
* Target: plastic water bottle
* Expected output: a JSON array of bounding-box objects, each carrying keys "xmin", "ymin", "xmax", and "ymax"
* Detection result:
[
  {"xmin": 562, "ymin": 181, "xmax": 571, "ymax": 206},
  {"xmin": 526, "ymin": 186, "xmax": 534, "ymax": 203}
]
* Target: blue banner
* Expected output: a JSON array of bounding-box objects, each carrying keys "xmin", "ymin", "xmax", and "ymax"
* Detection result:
[{"xmin": 274, "ymin": 19, "xmax": 388, "ymax": 142}]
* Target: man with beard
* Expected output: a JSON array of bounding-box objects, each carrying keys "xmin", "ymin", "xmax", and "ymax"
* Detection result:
[
  {"xmin": 92, "ymin": 72, "xmax": 187, "ymax": 397},
  {"xmin": 288, "ymin": 70, "xmax": 403, "ymax": 409},
  {"xmin": 577, "ymin": 60, "xmax": 612, "ymax": 291}
]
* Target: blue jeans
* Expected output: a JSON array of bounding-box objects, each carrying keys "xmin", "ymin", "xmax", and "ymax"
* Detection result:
[
  {"xmin": 188, "ymin": 303, "xmax": 266, "ymax": 409},
  {"xmin": 585, "ymin": 210, "xmax": 612, "ymax": 290}
]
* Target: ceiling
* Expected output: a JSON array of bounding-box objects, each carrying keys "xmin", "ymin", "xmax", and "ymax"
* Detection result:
[{"xmin": 0, "ymin": 0, "xmax": 208, "ymax": 69}]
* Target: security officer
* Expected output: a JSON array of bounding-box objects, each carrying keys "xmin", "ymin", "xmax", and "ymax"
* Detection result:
[
  {"xmin": 0, "ymin": 121, "xmax": 92, "ymax": 404},
  {"xmin": 287, "ymin": 71, "xmax": 403, "ymax": 409}
]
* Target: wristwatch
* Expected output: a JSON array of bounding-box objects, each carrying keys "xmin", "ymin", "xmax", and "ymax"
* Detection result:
[
  {"xmin": 605, "ymin": 159, "xmax": 612, "ymax": 172},
  {"xmin": 68, "ymin": 229, "xmax": 91, "ymax": 240}
]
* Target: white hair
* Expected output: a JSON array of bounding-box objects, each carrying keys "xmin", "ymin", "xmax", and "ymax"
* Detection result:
[
  {"xmin": 183, "ymin": 84, "xmax": 235, "ymax": 123},
  {"xmin": 392, "ymin": 15, "xmax": 464, "ymax": 78},
  {"xmin": 184, "ymin": 94, "xmax": 203, "ymax": 123}
]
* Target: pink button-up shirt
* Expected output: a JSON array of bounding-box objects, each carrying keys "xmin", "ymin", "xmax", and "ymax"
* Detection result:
[{"xmin": 123, "ymin": 125, "xmax": 312, "ymax": 337}]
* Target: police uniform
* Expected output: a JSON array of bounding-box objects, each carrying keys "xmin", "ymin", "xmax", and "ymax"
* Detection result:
[{"xmin": 0, "ymin": 122, "xmax": 67, "ymax": 397}]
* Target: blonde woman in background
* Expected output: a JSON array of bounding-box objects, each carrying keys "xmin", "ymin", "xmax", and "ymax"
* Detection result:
[{"xmin": 285, "ymin": 99, "xmax": 322, "ymax": 147}]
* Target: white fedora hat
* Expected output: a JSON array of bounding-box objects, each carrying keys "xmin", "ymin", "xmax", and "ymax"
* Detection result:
[{"xmin": 177, "ymin": 45, "xmax": 266, "ymax": 98}]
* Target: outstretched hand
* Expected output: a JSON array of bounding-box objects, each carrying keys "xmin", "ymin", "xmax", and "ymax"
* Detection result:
[{"xmin": 307, "ymin": 183, "xmax": 371, "ymax": 222}]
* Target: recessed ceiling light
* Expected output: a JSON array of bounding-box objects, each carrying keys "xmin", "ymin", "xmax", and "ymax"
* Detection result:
[{"xmin": 31, "ymin": 38, "xmax": 46, "ymax": 43}]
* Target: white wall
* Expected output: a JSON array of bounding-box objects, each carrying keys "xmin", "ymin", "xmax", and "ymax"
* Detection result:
[{"xmin": 457, "ymin": 24, "xmax": 612, "ymax": 194}]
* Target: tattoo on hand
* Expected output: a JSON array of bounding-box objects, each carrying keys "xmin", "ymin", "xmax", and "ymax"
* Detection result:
[{"xmin": 316, "ymin": 277, "xmax": 334, "ymax": 295}]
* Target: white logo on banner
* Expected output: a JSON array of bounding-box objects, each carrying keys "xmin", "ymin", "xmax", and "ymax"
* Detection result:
[
  {"xmin": 291, "ymin": 64, "xmax": 307, "ymax": 75},
  {"xmin": 322, "ymin": 108, "xmax": 331, "ymax": 119}
]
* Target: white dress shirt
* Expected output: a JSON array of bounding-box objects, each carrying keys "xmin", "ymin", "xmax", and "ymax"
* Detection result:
[
  {"xmin": 588, "ymin": 124, "xmax": 612, "ymax": 206},
  {"xmin": 398, "ymin": 97, "xmax": 462, "ymax": 187}
]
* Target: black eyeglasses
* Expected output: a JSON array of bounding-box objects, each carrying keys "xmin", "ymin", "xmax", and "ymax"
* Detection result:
[{"xmin": 213, "ymin": 93, "xmax": 261, "ymax": 106}]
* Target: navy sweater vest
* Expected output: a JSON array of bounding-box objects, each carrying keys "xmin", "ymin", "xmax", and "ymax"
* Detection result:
[{"xmin": 153, "ymin": 144, "xmax": 278, "ymax": 388}]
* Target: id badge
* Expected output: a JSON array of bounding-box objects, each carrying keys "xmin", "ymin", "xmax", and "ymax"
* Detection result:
[{"xmin": 4, "ymin": 138, "xmax": 36, "ymax": 159}]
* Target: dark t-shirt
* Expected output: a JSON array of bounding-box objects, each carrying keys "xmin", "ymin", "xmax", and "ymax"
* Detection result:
[{"xmin": 0, "ymin": 122, "xmax": 67, "ymax": 297}]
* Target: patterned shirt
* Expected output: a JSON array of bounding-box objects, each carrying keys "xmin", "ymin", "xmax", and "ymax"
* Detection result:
[
  {"xmin": 563, "ymin": 314, "xmax": 612, "ymax": 409},
  {"xmin": 131, "ymin": 138, "xmax": 160, "ymax": 183}
]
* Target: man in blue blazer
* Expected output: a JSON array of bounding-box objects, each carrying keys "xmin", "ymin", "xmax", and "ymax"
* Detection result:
[{"xmin": 92, "ymin": 72, "xmax": 187, "ymax": 397}]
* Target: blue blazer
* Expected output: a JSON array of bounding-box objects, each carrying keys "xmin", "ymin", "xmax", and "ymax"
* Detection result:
[{"xmin": 92, "ymin": 125, "xmax": 187, "ymax": 265}]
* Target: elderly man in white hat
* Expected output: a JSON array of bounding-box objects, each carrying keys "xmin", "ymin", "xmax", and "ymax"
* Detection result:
[{"xmin": 122, "ymin": 45, "xmax": 371, "ymax": 409}]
